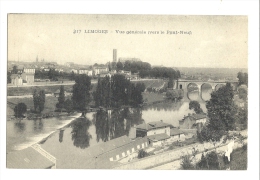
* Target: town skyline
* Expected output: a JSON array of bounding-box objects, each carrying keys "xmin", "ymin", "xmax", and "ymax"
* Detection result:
[{"xmin": 8, "ymin": 14, "xmax": 247, "ymax": 68}]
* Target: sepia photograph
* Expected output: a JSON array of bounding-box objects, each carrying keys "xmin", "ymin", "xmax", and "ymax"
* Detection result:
[{"xmin": 5, "ymin": 13, "xmax": 249, "ymax": 170}]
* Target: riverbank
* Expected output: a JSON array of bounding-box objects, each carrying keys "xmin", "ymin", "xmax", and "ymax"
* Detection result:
[{"xmin": 6, "ymin": 112, "xmax": 82, "ymax": 153}]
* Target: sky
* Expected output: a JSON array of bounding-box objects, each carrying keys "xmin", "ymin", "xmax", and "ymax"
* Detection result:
[{"xmin": 8, "ymin": 14, "xmax": 248, "ymax": 68}]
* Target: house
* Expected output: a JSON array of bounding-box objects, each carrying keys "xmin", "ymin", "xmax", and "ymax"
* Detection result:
[
  {"xmin": 7, "ymin": 146, "xmax": 56, "ymax": 169},
  {"xmin": 179, "ymin": 113, "xmax": 207, "ymax": 129},
  {"xmin": 10, "ymin": 74, "xmax": 23, "ymax": 86},
  {"xmin": 93, "ymin": 66, "xmax": 108, "ymax": 76},
  {"xmin": 78, "ymin": 69, "xmax": 89, "ymax": 75},
  {"xmin": 135, "ymin": 120, "xmax": 173, "ymax": 138},
  {"xmin": 170, "ymin": 128, "xmax": 186, "ymax": 142},
  {"xmin": 21, "ymin": 66, "xmax": 35, "ymax": 85},
  {"xmin": 147, "ymin": 133, "xmax": 170, "ymax": 147},
  {"xmin": 53, "ymin": 89, "xmax": 72, "ymax": 97},
  {"xmin": 70, "ymin": 69, "xmax": 78, "ymax": 74}
]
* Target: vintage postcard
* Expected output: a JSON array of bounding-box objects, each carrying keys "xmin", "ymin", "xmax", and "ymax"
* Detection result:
[{"xmin": 5, "ymin": 14, "xmax": 249, "ymax": 171}]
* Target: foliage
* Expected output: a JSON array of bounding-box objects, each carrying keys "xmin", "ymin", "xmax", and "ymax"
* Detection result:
[
  {"xmin": 168, "ymin": 77, "xmax": 174, "ymax": 88},
  {"xmin": 7, "ymin": 71, "xmax": 11, "ymax": 83},
  {"xmin": 197, "ymin": 151, "xmax": 221, "ymax": 170},
  {"xmin": 64, "ymin": 99, "xmax": 74, "ymax": 114},
  {"xmin": 12, "ymin": 65, "xmax": 18, "ymax": 74},
  {"xmin": 94, "ymin": 74, "xmax": 144, "ymax": 108},
  {"xmin": 238, "ymin": 87, "xmax": 248, "ymax": 100},
  {"xmin": 166, "ymin": 89, "xmax": 184, "ymax": 101},
  {"xmin": 14, "ymin": 103, "xmax": 27, "ymax": 118},
  {"xmin": 180, "ymin": 154, "xmax": 194, "ymax": 170},
  {"xmin": 202, "ymin": 83, "xmax": 237, "ymax": 142},
  {"xmin": 72, "ymin": 74, "xmax": 92, "ymax": 112},
  {"xmin": 137, "ymin": 149, "xmax": 150, "ymax": 159},
  {"xmin": 189, "ymin": 101, "xmax": 204, "ymax": 114},
  {"xmin": 56, "ymin": 85, "xmax": 65, "ymax": 110},
  {"xmin": 237, "ymin": 72, "xmax": 248, "ymax": 86},
  {"xmin": 33, "ymin": 89, "xmax": 46, "ymax": 113},
  {"xmin": 70, "ymin": 118, "xmax": 92, "ymax": 149},
  {"xmin": 116, "ymin": 62, "xmax": 124, "ymax": 72}
]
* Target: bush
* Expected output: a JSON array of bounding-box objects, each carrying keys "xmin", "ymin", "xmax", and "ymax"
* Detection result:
[
  {"xmin": 137, "ymin": 149, "xmax": 150, "ymax": 159},
  {"xmin": 14, "ymin": 103, "xmax": 27, "ymax": 118},
  {"xmin": 180, "ymin": 155, "xmax": 194, "ymax": 170}
]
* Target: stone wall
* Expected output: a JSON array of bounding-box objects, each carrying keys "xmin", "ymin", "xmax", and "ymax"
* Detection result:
[{"xmin": 113, "ymin": 138, "xmax": 247, "ymax": 170}]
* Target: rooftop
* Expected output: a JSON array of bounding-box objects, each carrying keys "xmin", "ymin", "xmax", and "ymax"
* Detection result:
[
  {"xmin": 7, "ymin": 147, "xmax": 55, "ymax": 169},
  {"xmin": 170, "ymin": 128, "xmax": 184, "ymax": 136},
  {"xmin": 147, "ymin": 133, "xmax": 170, "ymax": 142},
  {"xmin": 179, "ymin": 113, "xmax": 207, "ymax": 121},
  {"xmin": 135, "ymin": 121, "xmax": 173, "ymax": 131}
]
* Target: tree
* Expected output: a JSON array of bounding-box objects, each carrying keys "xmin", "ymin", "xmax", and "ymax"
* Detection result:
[
  {"xmin": 137, "ymin": 149, "xmax": 150, "ymax": 159},
  {"xmin": 56, "ymin": 85, "xmax": 65, "ymax": 111},
  {"xmin": 7, "ymin": 71, "xmax": 11, "ymax": 83},
  {"xmin": 200, "ymin": 83, "xmax": 237, "ymax": 142},
  {"xmin": 33, "ymin": 89, "xmax": 45, "ymax": 113},
  {"xmin": 14, "ymin": 103, "xmax": 27, "ymax": 118},
  {"xmin": 237, "ymin": 72, "xmax": 248, "ymax": 86},
  {"xmin": 116, "ymin": 62, "xmax": 124, "ymax": 72},
  {"xmin": 12, "ymin": 65, "xmax": 18, "ymax": 74},
  {"xmin": 64, "ymin": 99, "xmax": 74, "ymax": 114},
  {"xmin": 189, "ymin": 101, "xmax": 204, "ymax": 114},
  {"xmin": 72, "ymin": 74, "xmax": 92, "ymax": 114},
  {"xmin": 38, "ymin": 90, "xmax": 45, "ymax": 113}
]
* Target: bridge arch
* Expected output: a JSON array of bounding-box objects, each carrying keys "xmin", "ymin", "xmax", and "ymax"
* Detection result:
[
  {"xmin": 187, "ymin": 83, "xmax": 200, "ymax": 101},
  {"xmin": 201, "ymin": 83, "xmax": 213, "ymax": 101},
  {"xmin": 215, "ymin": 84, "xmax": 225, "ymax": 91}
]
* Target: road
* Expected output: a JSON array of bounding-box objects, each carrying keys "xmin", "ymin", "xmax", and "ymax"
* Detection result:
[{"xmin": 7, "ymin": 79, "xmax": 155, "ymax": 88}]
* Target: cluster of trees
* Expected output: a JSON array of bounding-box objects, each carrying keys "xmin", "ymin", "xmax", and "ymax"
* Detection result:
[
  {"xmin": 94, "ymin": 74, "xmax": 145, "ymax": 108},
  {"xmin": 35, "ymin": 69, "xmax": 76, "ymax": 81},
  {"xmin": 181, "ymin": 151, "xmax": 224, "ymax": 170},
  {"xmin": 72, "ymin": 75, "xmax": 92, "ymax": 114},
  {"xmin": 237, "ymin": 72, "xmax": 248, "ymax": 86},
  {"xmin": 111, "ymin": 61, "xmax": 181, "ymax": 79},
  {"xmin": 189, "ymin": 101, "xmax": 204, "ymax": 114},
  {"xmin": 55, "ymin": 85, "xmax": 74, "ymax": 114},
  {"xmin": 197, "ymin": 83, "xmax": 237, "ymax": 142},
  {"xmin": 14, "ymin": 103, "xmax": 27, "ymax": 118},
  {"xmin": 33, "ymin": 89, "xmax": 46, "ymax": 113},
  {"xmin": 165, "ymin": 89, "xmax": 184, "ymax": 101}
]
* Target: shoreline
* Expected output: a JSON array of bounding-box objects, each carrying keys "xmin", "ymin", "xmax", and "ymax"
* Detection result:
[{"xmin": 7, "ymin": 112, "xmax": 82, "ymax": 154}]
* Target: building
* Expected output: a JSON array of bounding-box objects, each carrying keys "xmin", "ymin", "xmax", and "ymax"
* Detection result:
[
  {"xmin": 113, "ymin": 49, "xmax": 117, "ymax": 62},
  {"xmin": 7, "ymin": 146, "xmax": 56, "ymax": 169},
  {"xmin": 21, "ymin": 66, "xmax": 35, "ymax": 85},
  {"xmin": 170, "ymin": 128, "xmax": 186, "ymax": 142},
  {"xmin": 179, "ymin": 113, "xmax": 207, "ymax": 129},
  {"xmin": 65, "ymin": 62, "xmax": 74, "ymax": 67},
  {"xmin": 10, "ymin": 74, "xmax": 23, "ymax": 86},
  {"xmin": 78, "ymin": 69, "xmax": 89, "ymax": 75},
  {"xmin": 147, "ymin": 133, "xmax": 170, "ymax": 147},
  {"xmin": 53, "ymin": 89, "xmax": 72, "ymax": 97},
  {"xmin": 70, "ymin": 69, "xmax": 78, "ymax": 74},
  {"xmin": 93, "ymin": 66, "xmax": 108, "ymax": 76},
  {"xmin": 135, "ymin": 120, "xmax": 173, "ymax": 138}
]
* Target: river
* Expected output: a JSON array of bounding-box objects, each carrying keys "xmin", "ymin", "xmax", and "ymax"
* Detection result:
[{"xmin": 6, "ymin": 89, "xmax": 211, "ymax": 155}]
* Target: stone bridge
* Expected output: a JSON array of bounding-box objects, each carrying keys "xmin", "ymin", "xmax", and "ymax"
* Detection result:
[{"xmin": 177, "ymin": 79, "xmax": 238, "ymax": 101}]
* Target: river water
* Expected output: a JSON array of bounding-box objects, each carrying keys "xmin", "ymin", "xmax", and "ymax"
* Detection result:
[{"xmin": 6, "ymin": 89, "xmax": 211, "ymax": 154}]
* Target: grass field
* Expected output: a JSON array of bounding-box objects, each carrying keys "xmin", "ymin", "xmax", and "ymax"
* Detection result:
[
  {"xmin": 142, "ymin": 92, "xmax": 165, "ymax": 104},
  {"xmin": 225, "ymin": 146, "xmax": 247, "ymax": 170},
  {"xmin": 7, "ymin": 85, "xmax": 74, "ymax": 96},
  {"xmin": 7, "ymin": 96, "xmax": 61, "ymax": 118}
]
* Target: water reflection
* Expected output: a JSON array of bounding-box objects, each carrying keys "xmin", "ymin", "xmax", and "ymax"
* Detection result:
[
  {"xmin": 143, "ymin": 101, "xmax": 184, "ymax": 111},
  {"xmin": 70, "ymin": 118, "xmax": 92, "ymax": 149},
  {"xmin": 14, "ymin": 122, "xmax": 26, "ymax": 132},
  {"xmin": 33, "ymin": 120, "xmax": 43, "ymax": 132},
  {"xmin": 59, "ymin": 129, "xmax": 64, "ymax": 143},
  {"xmin": 95, "ymin": 108, "xmax": 144, "ymax": 142}
]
